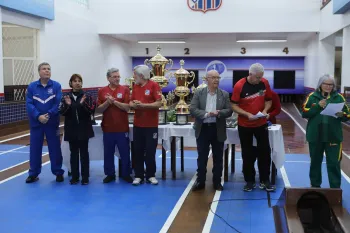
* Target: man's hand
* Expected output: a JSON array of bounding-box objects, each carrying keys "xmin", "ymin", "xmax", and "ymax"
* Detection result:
[
  {"xmin": 266, "ymin": 113, "xmax": 270, "ymax": 120},
  {"xmin": 133, "ymin": 100, "xmax": 143, "ymax": 109},
  {"xmin": 246, "ymin": 113, "xmax": 257, "ymax": 121},
  {"xmin": 38, "ymin": 114, "xmax": 49, "ymax": 124},
  {"xmin": 208, "ymin": 110, "xmax": 220, "ymax": 117},
  {"xmin": 64, "ymin": 95, "xmax": 71, "ymax": 105},
  {"xmin": 105, "ymin": 94, "xmax": 115, "ymax": 105}
]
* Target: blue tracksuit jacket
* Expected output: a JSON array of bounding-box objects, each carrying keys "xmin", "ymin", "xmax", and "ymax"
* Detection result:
[{"xmin": 26, "ymin": 79, "xmax": 62, "ymax": 128}]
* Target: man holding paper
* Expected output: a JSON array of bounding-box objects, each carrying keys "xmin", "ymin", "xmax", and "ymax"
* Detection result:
[
  {"xmin": 231, "ymin": 63, "xmax": 275, "ymax": 192},
  {"xmin": 302, "ymin": 74, "xmax": 350, "ymax": 188}
]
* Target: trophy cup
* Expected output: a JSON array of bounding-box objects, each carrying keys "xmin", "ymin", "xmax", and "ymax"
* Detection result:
[
  {"xmin": 172, "ymin": 60, "xmax": 195, "ymax": 125},
  {"xmin": 144, "ymin": 45, "xmax": 173, "ymax": 125},
  {"xmin": 125, "ymin": 76, "xmax": 135, "ymax": 124}
]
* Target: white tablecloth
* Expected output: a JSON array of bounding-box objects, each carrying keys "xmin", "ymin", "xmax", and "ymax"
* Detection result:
[{"xmin": 61, "ymin": 121, "xmax": 285, "ymax": 170}]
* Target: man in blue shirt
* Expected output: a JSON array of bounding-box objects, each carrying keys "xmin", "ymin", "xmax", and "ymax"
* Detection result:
[{"xmin": 25, "ymin": 62, "xmax": 64, "ymax": 183}]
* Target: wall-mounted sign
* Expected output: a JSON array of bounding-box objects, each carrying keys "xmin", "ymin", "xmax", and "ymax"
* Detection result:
[
  {"xmin": 0, "ymin": 0, "xmax": 55, "ymax": 20},
  {"xmin": 187, "ymin": 0, "xmax": 222, "ymax": 13}
]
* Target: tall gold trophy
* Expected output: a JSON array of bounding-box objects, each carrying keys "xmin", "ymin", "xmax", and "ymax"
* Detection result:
[
  {"xmin": 172, "ymin": 60, "xmax": 195, "ymax": 125},
  {"xmin": 125, "ymin": 76, "xmax": 135, "ymax": 124},
  {"xmin": 144, "ymin": 45, "xmax": 173, "ymax": 124}
]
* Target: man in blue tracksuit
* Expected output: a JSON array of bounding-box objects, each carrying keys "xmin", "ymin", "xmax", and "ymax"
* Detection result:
[{"xmin": 25, "ymin": 62, "xmax": 65, "ymax": 183}]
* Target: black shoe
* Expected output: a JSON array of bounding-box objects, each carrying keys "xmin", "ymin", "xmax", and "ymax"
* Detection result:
[
  {"xmin": 25, "ymin": 176, "xmax": 39, "ymax": 183},
  {"xmin": 103, "ymin": 175, "xmax": 116, "ymax": 183},
  {"xmin": 122, "ymin": 176, "xmax": 133, "ymax": 183},
  {"xmin": 243, "ymin": 182, "xmax": 255, "ymax": 192},
  {"xmin": 56, "ymin": 175, "xmax": 64, "ymax": 182},
  {"xmin": 70, "ymin": 178, "xmax": 79, "ymax": 185},
  {"xmin": 192, "ymin": 180, "xmax": 205, "ymax": 191},
  {"xmin": 260, "ymin": 181, "xmax": 276, "ymax": 192},
  {"xmin": 81, "ymin": 178, "xmax": 89, "ymax": 185},
  {"xmin": 213, "ymin": 183, "xmax": 224, "ymax": 191}
]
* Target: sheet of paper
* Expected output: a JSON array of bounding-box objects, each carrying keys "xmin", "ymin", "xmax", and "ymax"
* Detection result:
[
  {"xmin": 320, "ymin": 102, "xmax": 344, "ymax": 118},
  {"xmin": 251, "ymin": 111, "xmax": 266, "ymax": 120}
]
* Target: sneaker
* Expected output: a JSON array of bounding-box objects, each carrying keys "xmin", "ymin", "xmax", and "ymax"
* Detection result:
[
  {"xmin": 122, "ymin": 176, "xmax": 133, "ymax": 183},
  {"xmin": 146, "ymin": 177, "xmax": 158, "ymax": 185},
  {"xmin": 103, "ymin": 175, "xmax": 116, "ymax": 183},
  {"xmin": 70, "ymin": 178, "xmax": 79, "ymax": 185},
  {"xmin": 25, "ymin": 176, "xmax": 39, "ymax": 183},
  {"xmin": 132, "ymin": 178, "xmax": 144, "ymax": 186},
  {"xmin": 81, "ymin": 178, "xmax": 89, "ymax": 185},
  {"xmin": 260, "ymin": 181, "xmax": 276, "ymax": 192},
  {"xmin": 243, "ymin": 182, "xmax": 255, "ymax": 192},
  {"xmin": 56, "ymin": 175, "xmax": 64, "ymax": 182}
]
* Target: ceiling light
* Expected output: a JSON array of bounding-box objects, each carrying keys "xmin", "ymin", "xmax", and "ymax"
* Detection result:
[
  {"xmin": 137, "ymin": 40, "xmax": 186, "ymax": 44},
  {"xmin": 236, "ymin": 39, "xmax": 287, "ymax": 43}
]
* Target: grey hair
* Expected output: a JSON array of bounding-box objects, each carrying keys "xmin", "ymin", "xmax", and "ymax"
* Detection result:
[
  {"xmin": 38, "ymin": 62, "xmax": 50, "ymax": 71},
  {"xmin": 316, "ymin": 74, "xmax": 337, "ymax": 92},
  {"xmin": 249, "ymin": 63, "xmax": 264, "ymax": 75},
  {"xmin": 106, "ymin": 68, "xmax": 119, "ymax": 78},
  {"xmin": 134, "ymin": 65, "xmax": 150, "ymax": 80}
]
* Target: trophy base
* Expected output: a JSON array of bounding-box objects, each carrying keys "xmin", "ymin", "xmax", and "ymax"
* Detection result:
[
  {"xmin": 174, "ymin": 113, "xmax": 190, "ymax": 126},
  {"xmin": 128, "ymin": 111, "xmax": 135, "ymax": 124},
  {"xmin": 159, "ymin": 109, "xmax": 168, "ymax": 125}
]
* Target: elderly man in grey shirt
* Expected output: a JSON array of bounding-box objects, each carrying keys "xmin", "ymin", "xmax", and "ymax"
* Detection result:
[{"xmin": 190, "ymin": 70, "xmax": 233, "ymax": 191}]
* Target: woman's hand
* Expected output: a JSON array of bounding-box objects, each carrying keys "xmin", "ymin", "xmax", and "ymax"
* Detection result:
[
  {"xmin": 318, "ymin": 99, "xmax": 327, "ymax": 108},
  {"xmin": 335, "ymin": 112, "xmax": 343, "ymax": 118}
]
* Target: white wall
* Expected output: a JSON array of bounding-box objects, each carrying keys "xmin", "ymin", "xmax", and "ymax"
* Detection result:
[
  {"xmin": 320, "ymin": 2, "xmax": 350, "ymax": 40},
  {"xmin": 90, "ymin": 0, "xmax": 320, "ymax": 34},
  {"xmin": 130, "ymin": 42, "xmax": 308, "ymax": 57},
  {"xmin": 38, "ymin": 0, "xmax": 131, "ymax": 88},
  {"xmin": 304, "ymin": 34, "xmax": 319, "ymax": 89}
]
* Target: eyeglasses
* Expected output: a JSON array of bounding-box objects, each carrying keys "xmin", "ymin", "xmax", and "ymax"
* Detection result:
[
  {"xmin": 209, "ymin": 76, "xmax": 221, "ymax": 80},
  {"xmin": 322, "ymin": 83, "xmax": 334, "ymax": 87}
]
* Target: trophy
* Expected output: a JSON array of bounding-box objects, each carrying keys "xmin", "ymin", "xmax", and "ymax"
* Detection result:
[
  {"xmin": 172, "ymin": 60, "xmax": 195, "ymax": 125},
  {"xmin": 125, "ymin": 76, "xmax": 135, "ymax": 124},
  {"xmin": 144, "ymin": 45, "xmax": 173, "ymax": 125}
]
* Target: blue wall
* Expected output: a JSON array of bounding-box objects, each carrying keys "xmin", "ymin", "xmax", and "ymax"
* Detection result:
[
  {"xmin": 333, "ymin": 0, "xmax": 350, "ymax": 14},
  {"xmin": 132, "ymin": 56, "xmax": 305, "ymax": 94},
  {"xmin": 0, "ymin": 0, "xmax": 55, "ymax": 20}
]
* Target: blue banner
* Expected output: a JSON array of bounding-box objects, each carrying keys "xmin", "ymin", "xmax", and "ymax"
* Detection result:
[
  {"xmin": 0, "ymin": 0, "xmax": 55, "ymax": 20},
  {"xmin": 333, "ymin": 0, "xmax": 350, "ymax": 14}
]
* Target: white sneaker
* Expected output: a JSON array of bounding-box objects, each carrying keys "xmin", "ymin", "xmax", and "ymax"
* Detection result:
[
  {"xmin": 132, "ymin": 178, "xmax": 143, "ymax": 186},
  {"xmin": 147, "ymin": 177, "xmax": 158, "ymax": 185}
]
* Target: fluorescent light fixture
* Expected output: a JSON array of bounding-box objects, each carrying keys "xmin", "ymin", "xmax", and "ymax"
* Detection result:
[
  {"xmin": 138, "ymin": 40, "xmax": 186, "ymax": 44},
  {"xmin": 236, "ymin": 39, "xmax": 287, "ymax": 43}
]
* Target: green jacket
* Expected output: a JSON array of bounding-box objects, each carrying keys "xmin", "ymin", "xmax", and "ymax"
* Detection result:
[{"xmin": 301, "ymin": 90, "xmax": 350, "ymax": 143}]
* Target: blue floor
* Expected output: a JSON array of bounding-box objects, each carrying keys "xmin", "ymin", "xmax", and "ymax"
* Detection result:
[
  {"xmin": 0, "ymin": 145, "xmax": 48, "ymax": 170},
  {"xmin": 0, "ymin": 149, "xmax": 197, "ymax": 233},
  {"xmin": 1, "ymin": 146, "xmax": 350, "ymax": 233},
  {"xmin": 209, "ymin": 153, "xmax": 350, "ymax": 233}
]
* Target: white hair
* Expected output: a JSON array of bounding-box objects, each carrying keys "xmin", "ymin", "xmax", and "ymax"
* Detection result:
[
  {"xmin": 134, "ymin": 65, "xmax": 150, "ymax": 80},
  {"xmin": 106, "ymin": 68, "xmax": 119, "ymax": 78},
  {"xmin": 249, "ymin": 63, "xmax": 264, "ymax": 75},
  {"xmin": 316, "ymin": 74, "xmax": 337, "ymax": 92}
]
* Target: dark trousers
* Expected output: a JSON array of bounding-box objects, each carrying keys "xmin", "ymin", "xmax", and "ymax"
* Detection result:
[
  {"xmin": 196, "ymin": 123, "xmax": 224, "ymax": 184},
  {"xmin": 69, "ymin": 140, "xmax": 89, "ymax": 179},
  {"xmin": 238, "ymin": 124, "xmax": 271, "ymax": 183},
  {"xmin": 29, "ymin": 125, "xmax": 64, "ymax": 177},
  {"xmin": 103, "ymin": 132, "xmax": 131, "ymax": 177},
  {"xmin": 133, "ymin": 127, "xmax": 158, "ymax": 180}
]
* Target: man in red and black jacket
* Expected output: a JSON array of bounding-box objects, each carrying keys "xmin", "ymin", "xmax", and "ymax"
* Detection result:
[
  {"xmin": 266, "ymin": 90, "xmax": 281, "ymax": 125},
  {"xmin": 231, "ymin": 63, "xmax": 275, "ymax": 192}
]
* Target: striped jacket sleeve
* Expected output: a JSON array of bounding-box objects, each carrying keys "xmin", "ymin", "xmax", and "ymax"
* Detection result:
[
  {"xmin": 301, "ymin": 92, "xmax": 321, "ymax": 118},
  {"xmin": 338, "ymin": 93, "xmax": 350, "ymax": 122}
]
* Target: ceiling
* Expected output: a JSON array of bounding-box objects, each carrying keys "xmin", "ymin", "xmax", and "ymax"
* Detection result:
[{"xmin": 109, "ymin": 32, "xmax": 316, "ymax": 43}]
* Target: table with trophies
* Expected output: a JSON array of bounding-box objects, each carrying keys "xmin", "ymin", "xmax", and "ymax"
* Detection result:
[{"xmin": 61, "ymin": 45, "xmax": 286, "ymax": 184}]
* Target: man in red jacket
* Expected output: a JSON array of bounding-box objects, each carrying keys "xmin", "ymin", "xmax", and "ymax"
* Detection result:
[{"xmin": 251, "ymin": 90, "xmax": 281, "ymax": 184}]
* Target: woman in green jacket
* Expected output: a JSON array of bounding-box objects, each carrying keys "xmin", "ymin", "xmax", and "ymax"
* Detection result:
[{"xmin": 302, "ymin": 74, "xmax": 350, "ymax": 188}]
